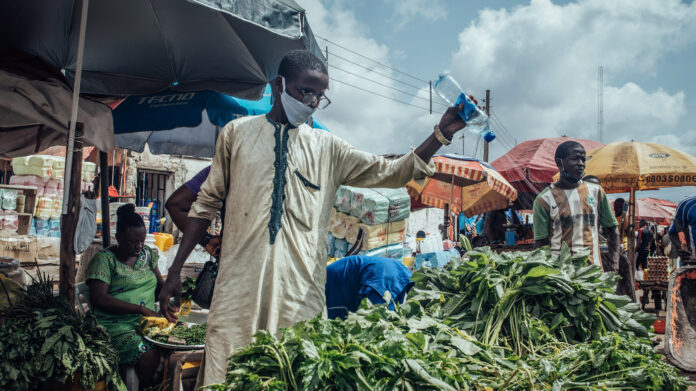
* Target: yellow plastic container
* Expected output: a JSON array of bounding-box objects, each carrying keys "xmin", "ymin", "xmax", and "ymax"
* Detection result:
[
  {"xmin": 153, "ymin": 233, "xmax": 174, "ymax": 252},
  {"xmin": 402, "ymin": 257, "xmax": 414, "ymax": 268}
]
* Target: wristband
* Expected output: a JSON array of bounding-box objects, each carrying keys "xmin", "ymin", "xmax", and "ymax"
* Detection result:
[{"xmin": 434, "ymin": 125, "xmax": 452, "ymax": 146}]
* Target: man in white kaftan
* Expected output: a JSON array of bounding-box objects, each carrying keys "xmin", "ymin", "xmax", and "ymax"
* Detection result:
[
  {"xmin": 158, "ymin": 50, "xmax": 467, "ymax": 387},
  {"xmin": 191, "ymin": 114, "xmax": 434, "ymax": 384}
]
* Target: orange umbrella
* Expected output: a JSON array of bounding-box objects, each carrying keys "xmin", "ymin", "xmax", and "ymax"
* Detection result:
[{"xmin": 408, "ymin": 155, "xmax": 518, "ymax": 217}]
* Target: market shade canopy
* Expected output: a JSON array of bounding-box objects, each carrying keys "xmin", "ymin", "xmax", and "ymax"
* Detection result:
[
  {"xmin": 408, "ymin": 155, "xmax": 518, "ymax": 217},
  {"xmin": 583, "ymin": 141, "xmax": 696, "ymax": 193},
  {"xmin": 113, "ymin": 86, "xmax": 328, "ymax": 157},
  {"xmin": 0, "ymin": 69, "xmax": 113, "ymax": 158},
  {"xmin": 491, "ymin": 136, "xmax": 604, "ymax": 209},
  {"xmin": 0, "ymin": 0, "xmax": 325, "ymax": 99},
  {"xmin": 611, "ymin": 197, "xmax": 677, "ymax": 226}
]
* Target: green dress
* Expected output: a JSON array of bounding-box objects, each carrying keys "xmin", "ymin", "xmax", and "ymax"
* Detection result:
[{"xmin": 85, "ymin": 246, "xmax": 159, "ymax": 364}]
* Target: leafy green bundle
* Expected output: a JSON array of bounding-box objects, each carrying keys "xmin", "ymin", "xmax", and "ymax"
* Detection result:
[
  {"xmin": 411, "ymin": 246, "xmax": 654, "ymax": 355},
  {"xmin": 209, "ymin": 303, "xmax": 520, "ymax": 391},
  {"xmin": 0, "ymin": 274, "xmax": 124, "ymax": 391},
  {"xmin": 154, "ymin": 322, "xmax": 207, "ymax": 345},
  {"xmin": 182, "ymin": 276, "xmax": 196, "ymax": 301},
  {"xmin": 208, "ymin": 246, "xmax": 691, "ymax": 390},
  {"xmin": 209, "ymin": 302, "xmax": 690, "ymax": 390},
  {"xmin": 527, "ymin": 333, "xmax": 689, "ymax": 390}
]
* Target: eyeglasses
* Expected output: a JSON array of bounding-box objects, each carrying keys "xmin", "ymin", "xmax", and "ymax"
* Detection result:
[{"xmin": 296, "ymin": 87, "xmax": 331, "ymax": 109}]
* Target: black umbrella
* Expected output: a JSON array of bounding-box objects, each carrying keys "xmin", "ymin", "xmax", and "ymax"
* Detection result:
[
  {"xmin": 0, "ymin": 0, "xmax": 325, "ymax": 300},
  {"xmin": 0, "ymin": 0, "xmax": 325, "ymax": 99}
]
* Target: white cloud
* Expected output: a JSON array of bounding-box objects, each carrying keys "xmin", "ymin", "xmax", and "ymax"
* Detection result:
[
  {"xmin": 447, "ymin": 0, "xmax": 696, "ymax": 159},
  {"xmin": 302, "ymin": 0, "xmax": 439, "ymax": 154},
  {"xmin": 385, "ymin": 0, "xmax": 447, "ymax": 30},
  {"xmin": 304, "ymin": 0, "xmax": 696, "ymax": 163}
]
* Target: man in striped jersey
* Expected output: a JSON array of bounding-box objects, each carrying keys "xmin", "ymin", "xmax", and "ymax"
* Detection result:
[
  {"xmin": 669, "ymin": 196, "xmax": 696, "ymax": 267},
  {"xmin": 533, "ymin": 141, "xmax": 619, "ymax": 271}
]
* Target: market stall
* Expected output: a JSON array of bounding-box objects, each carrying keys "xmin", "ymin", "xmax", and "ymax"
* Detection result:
[
  {"xmin": 407, "ymin": 154, "xmax": 520, "ymax": 251},
  {"xmin": 0, "ymin": 0, "xmax": 328, "ymax": 389}
]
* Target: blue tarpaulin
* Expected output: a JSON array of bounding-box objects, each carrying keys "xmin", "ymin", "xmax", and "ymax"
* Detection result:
[{"xmin": 113, "ymin": 85, "xmax": 328, "ymax": 157}]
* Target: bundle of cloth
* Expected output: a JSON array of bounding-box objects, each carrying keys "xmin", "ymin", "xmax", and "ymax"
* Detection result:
[{"xmin": 328, "ymin": 186, "xmax": 410, "ymax": 261}]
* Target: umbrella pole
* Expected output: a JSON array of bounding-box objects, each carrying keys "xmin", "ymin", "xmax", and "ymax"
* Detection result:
[
  {"xmin": 59, "ymin": 0, "xmax": 90, "ymax": 303},
  {"xmin": 628, "ymin": 187, "xmax": 636, "ymax": 280},
  {"xmin": 444, "ymin": 203, "xmax": 450, "ymax": 240},
  {"xmin": 100, "ymin": 151, "xmax": 110, "ymax": 248}
]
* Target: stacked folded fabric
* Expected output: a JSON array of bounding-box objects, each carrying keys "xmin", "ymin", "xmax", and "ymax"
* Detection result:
[{"xmin": 327, "ymin": 186, "xmax": 411, "ymax": 261}]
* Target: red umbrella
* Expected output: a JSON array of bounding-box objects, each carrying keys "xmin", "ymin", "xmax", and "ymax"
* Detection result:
[
  {"xmin": 612, "ymin": 197, "xmax": 677, "ymax": 226},
  {"xmin": 491, "ymin": 136, "xmax": 604, "ymax": 209}
]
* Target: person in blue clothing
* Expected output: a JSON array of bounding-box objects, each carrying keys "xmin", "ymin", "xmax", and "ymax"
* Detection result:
[
  {"xmin": 325, "ymin": 255, "xmax": 414, "ymax": 319},
  {"xmin": 669, "ymin": 196, "xmax": 696, "ymax": 267}
]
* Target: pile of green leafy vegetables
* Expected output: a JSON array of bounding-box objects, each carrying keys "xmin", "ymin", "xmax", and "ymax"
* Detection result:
[
  {"xmin": 182, "ymin": 276, "xmax": 196, "ymax": 301},
  {"xmin": 0, "ymin": 274, "xmax": 125, "ymax": 391},
  {"xmin": 209, "ymin": 303, "xmax": 689, "ymax": 390},
  {"xmin": 154, "ymin": 322, "xmax": 207, "ymax": 345},
  {"xmin": 410, "ymin": 245, "xmax": 655, "ymax": 355},
  {"xmin": 208, "ymin": 246, "xmax": 692, "ymax": 390}
]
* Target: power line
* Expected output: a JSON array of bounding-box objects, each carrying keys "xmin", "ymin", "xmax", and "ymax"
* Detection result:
[
  {"xmin": 329, "ymin": 64, "xmax": 448, "ymax": 107},
  {"xmin": 491, "ymin": 113, "xmax": 516, "ymax": 145},
  {"xmin": 473, "ymin": 136, "xmax": 481, "ymax": 159},
  {"xmin": 316, "ymin": 34, "xmax": 429, "ymax": 84},
  {"xmin": 491, "ymin": 112, "xmax": 514, "ymax": 140},
  {"xmin": 489, "ymin": 118, "xmax": 515, "ymax": 151},
  {"xmin": 329, "ymin": 51, "xmax": 427, "ymax": 91},
  {"xmin": 330, "ymin": 77, "xmax": 444, "ymax": 114},
  {"xmin": 485, "ymin": 115, "xmax": 515, "ymax": 152}
]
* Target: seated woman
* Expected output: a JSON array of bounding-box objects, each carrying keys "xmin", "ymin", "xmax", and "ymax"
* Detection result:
[{"xmin": 85, "ymin": 204, "xmax": 163, "ymax": 388}]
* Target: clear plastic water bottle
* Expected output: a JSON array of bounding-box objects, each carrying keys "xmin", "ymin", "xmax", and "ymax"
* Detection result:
[{"xmin": 433, "ymin": 73, "xmax": 495, "ymax": 142}]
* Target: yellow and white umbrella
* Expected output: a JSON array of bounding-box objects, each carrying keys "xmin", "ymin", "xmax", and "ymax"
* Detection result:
[
  {"xmin": 584, "ymin": 141, "xmax": 696, "ymax": 192},
  {"xmin": 581, "ymin": 141, "xmax": 696, "ymax": 261}
]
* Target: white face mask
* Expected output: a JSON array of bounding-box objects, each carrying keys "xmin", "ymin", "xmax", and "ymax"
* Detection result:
[{"xmin": 280, "ymin": 76, "xmax": 317, "ymax": 126}]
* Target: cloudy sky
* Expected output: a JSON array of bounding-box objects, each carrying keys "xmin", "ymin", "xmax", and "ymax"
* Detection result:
[{"xmin": 304, "ymin": 0, "xmax": 696, "ymax": 202}]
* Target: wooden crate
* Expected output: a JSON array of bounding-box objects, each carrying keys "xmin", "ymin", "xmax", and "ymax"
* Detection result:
[{"xmin": 646, "ymin": 256, "xmax": 669, "ymax": 283}]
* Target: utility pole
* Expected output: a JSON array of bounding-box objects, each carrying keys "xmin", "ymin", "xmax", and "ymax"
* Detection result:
[
  {"xmin": 325, "ymin": 46, "xmax": 329, "ymax": 65},
  {"xmin": 483, "ymin": 89, "xmax": 490, "ymax": 162}
]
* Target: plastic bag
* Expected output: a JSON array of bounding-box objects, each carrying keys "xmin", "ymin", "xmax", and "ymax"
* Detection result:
[
  {"xmin": 35, "ymin": 218, "xmax": 49, "ymax": 236},
  {"xmin": 3, "ymin": 211, "xmax": 18, "ymax": 232},
  {"xmin": 2, "ymin": 189, "xmax": 18, "ymax": 210},
  {"xmin": 139, "ymin": 299, "xmax": 192, "ymax": 338}
]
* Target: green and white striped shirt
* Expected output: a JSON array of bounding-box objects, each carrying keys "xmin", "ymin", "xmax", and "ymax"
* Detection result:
[{"xmin": 533, "ymin": 181, "xmax": 617, "ymax": 266}]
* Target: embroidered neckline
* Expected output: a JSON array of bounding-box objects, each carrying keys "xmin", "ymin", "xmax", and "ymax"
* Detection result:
[{"xmin": 268, "ymin": 119, "xmax": 292, "ymax": 244}]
